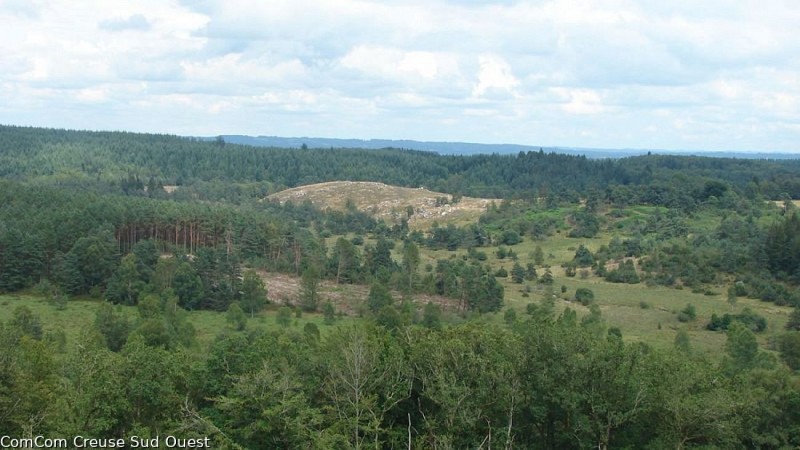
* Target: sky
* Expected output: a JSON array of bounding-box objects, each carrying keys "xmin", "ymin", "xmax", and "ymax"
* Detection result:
[{"xmin": 1, "ymin": 0, "xmax": 799, "ymax": 152}]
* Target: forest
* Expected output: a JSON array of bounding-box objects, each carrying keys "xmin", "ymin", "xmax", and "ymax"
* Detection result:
[{"xmin": 1, "ymin": 124, "xmax": 800, "ymax": 448}]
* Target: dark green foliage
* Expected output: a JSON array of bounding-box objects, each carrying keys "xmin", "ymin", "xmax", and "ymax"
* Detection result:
[
  {"xmin": 401, "ymin": 241, "xmax": 420, "ymax": 293},
  {"xmin": 525, "ymin": 262, "xmax": 538, "ymax": 281},
  {"xmin": 376, "ymin": 305, "xmax": 403, "ymax": 331},
  {"xmin": 503, "ymin": 307, "xmax": 517, "ymax": 325},
  {"xmin": 777, "ymin": 332, "xmax": 800, "ymax": 371},
  {"xmin": 9, "ymin": 306, "xmax": 43, "ymax": 340},
  {"xmin": 94, "ymin": 303, "xmax": 130, "ymax": 351},
  {"xmin": 367, "ymin": 282, "xmax": 393, "ymax": 313},
  {"xmin": 701, "ymin": 180, "xmax": 729, "ymax": 200},
  {"xmin": 365, "ymin": 236, "xmax": 395, "ymax": 277},
  {"xmin": 133, "ymin": 318, "xmax": 171, "ymax": 348},
  {"xmin": 63, "ymin": 228, "xmax": 119, "ymax": 294},
  {"xmin": 511, "ymin": 262, "xmax": 525, "ymax": 283},
  {"xmin": 677, "ymin": 303, "xmax": 697, "ymax": 323},
  {"xmin": 500, "ymin": 229, "xmax": 522, "ymax": 245},
  {"xmin": 276, "ymin": 306, "xmax": 292, "ymax": 327},
  {"xmin": 226, "ymin": 302, "xmax": 247, "ymax": 331},
  {"xmin": 299, "ymin": 266, "xmax": 320, "ymax": 312},
  {"xmin": 137, "ymin": 294, "xmax": 161, "ymax": 319},
  {"xmin": 540, "ymin": 268, "xmax": 554, "ymax": 285},
  {"xmin": 422, "ymin": 302, "xmax": 442, "ymax": 330},
  {"xmin": 572, "ymin": 244, "xmax": 595, "ymax": 267},
  {"xmin": 496, "ymin": 246, "xmax": 508, "ymax": 259},
  {"xmin": 674, "ymin": 329, "xmax": 691, "ymax": 353},
  {"xmin": 495, "ymin": 266, "xmax": 508, "ymax": 278},
  {"xmin": 724, "ymin": 322, "xmax": 772, "ymax": 374},
  {"xmin": 0, "ymin": 228, "xmax": 43, "ymax": 292},
  {"xmin": 5, "ymin": 296, "xmax": 800, "ymax": 447},
  {"xmin": 707, "ymin": 308, "xmax": 768, "ymax": 332},
  {"xmin": 432, "ymin": 259, "xmax": 504, "ymax": 312},
  {"xmin": 194, "ymin": 246, "xmax": 241, "ymax": 311},
  {"xmin": 172, "ymin": 262, "xmax": 203, "ymax": 310},
  {"xmin": 330, "ymin": 237, "xmax": 361, "ymax": 284},
  {"xmin": 787, "ymin": 308, "xmax": 800, "ymax": 331},
  {"xmin": 304, "ymin": 322, "xmax": 320, "ymax": 341},
  {"xmin": 765, "ymin": 213, "xmax": 800, "ymax": 281},
  {"xmin": 322, "ymin": 301, "xmax": 336, "ymax": 325},
  {"xmin": 106, "ymin": 253, "xmax": 145, "ymax": 305},
  {"xmin": 575, "ymin": 287, "xmax": 595, "ymax": 305},
  {"xmin": 241, "ymin": 269, "xmax": 267, "ymax": 317},
  {"xmin": 3, "ymin": 125, "xmax": 800, "ymax": 202},
  {"xmin": 568, "ymin": 210, "xmax": 600, "ymax": 238},
  {"xmin": 605, "ymin": 260, "xmax": 640, "ymax": 284}
]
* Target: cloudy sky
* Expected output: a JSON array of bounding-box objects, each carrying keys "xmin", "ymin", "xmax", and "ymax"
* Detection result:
[{"xmin": 1, "ymin": 1, "xmax": 798, "ymax": 152}]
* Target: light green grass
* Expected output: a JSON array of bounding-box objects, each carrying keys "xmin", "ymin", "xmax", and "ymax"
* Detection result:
[
  {"xmin": 0, "ymin": 293, "xmax": 351, "ymax": 351},
  {"xmin": 415, "ymin": 203, "xmax": 793, "ymax": 358}
]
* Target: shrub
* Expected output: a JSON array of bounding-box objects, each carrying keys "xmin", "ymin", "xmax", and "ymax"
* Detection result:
[
  {"xmin": 575, "ymin": 288, "xmax": 595, "ymax": 306},
  {"xmin": 707, "ymin": 308, "xmax": 767, "ymax": 332},
  {"xmin": 677, "ymin": 303, "xmax": 696, "ymax": 323},
  {"xmin": 605, "ymin": 260, "xmax": 640, "ymax": 284}
]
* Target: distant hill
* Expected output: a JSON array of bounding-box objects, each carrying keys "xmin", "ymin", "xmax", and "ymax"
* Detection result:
[
  {"xmin": 267, "ymin": 181, "xmax": 498, "ymax": 229},
  {"xmin": 209, "ymin": 135, "xmax": 800, "ymax": 159}
]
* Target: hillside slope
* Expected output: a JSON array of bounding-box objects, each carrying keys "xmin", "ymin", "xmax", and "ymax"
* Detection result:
[{"xmin": 267, "ymin": 181, "xmax": 498, "ymax": 228}]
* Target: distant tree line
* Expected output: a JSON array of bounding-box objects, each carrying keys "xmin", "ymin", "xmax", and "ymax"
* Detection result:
[{"xmin": 3, "ymin": 125, "xmax": 800, "ymax": 201}]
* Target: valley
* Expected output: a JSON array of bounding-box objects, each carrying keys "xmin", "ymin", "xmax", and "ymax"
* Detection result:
[{"xmin": 2, "ymin": 125, "xmax": 800, "ymax": 447}]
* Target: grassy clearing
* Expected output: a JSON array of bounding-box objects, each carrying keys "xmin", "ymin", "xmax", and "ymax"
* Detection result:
[
  {"xmin": 0, "ymin": 293, "xmax": 353, "ymax": 351},
  {"xmin": 0, "ymin": 293, "xmax": 102, "ymax": 347},
  {"xmin": 415, "ymin": 206, "xmax": 792, "ymax": 357}
]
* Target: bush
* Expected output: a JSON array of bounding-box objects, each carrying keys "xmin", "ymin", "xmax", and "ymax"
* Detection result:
[
  {"xmin": 575, "ymin": 288, "xmax": 595, "ymax": 306},
  {"xmin": 677, "ymin": 303, "xmax": 696, "ymax": 323},
  {"xmin": 573, "ymin": 245, "xmax": 595, "ymax": 267},
  {"xmin": 504, "ymin": 308, "xmax": 517, "ymax": 325},
  {"xmin": 707, "ymin": 308, "xmax": 767, "ymax": 332},
  {"xmin": 501, "ymin": 229, "xmax": 522, "ymax": 245},
  {"xmin": 605, "ymin": 260, "xmax": 640, "ymax": 284},
  {"xmin": 276, "ymin": 306, "xmax": 292, "ymax": 327}
]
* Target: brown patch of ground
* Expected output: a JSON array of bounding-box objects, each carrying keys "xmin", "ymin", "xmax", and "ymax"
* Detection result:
[
  {"xmin": 256, "ymin": 270, "xmax": 459, "ymax": 314},
  {"xmin": 266, "ymin": 181, "xmax": 498, "ymax": 229}
]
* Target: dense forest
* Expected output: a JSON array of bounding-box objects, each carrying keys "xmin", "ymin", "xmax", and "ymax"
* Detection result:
[
  {"xmin": 2, "ymin": 125, "xmax": 800, "ymax": 448},
  {"xmin": 3, "ymin": 124, "xmax": 800, "ymax": 201}
]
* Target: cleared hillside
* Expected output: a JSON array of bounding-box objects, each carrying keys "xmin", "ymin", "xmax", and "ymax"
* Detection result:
[{"xmin": 267, "ymin": 181, "xmax": 499, "ymax": 229}]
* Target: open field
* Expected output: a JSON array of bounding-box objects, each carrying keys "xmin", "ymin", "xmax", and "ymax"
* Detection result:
[
  {"xmin": 415, "ymin": 206, "xmax": 793, "ymax": 358},
  {"xmin": 267, "ymin": 181, "xmax": 499, "ymax": 229},
  {"xmin": 0, "ymin": 292, "xmax": 354, "ymax": 350}
]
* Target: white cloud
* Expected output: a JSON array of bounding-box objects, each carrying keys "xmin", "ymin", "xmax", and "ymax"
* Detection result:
[
  {"xmin": 472, "ymin": 55, "xmax": 520, "ymax": 98},
  {"xmin": 100, "ymin": 14, "xmax": 152, "ymax": 32},
  {"xmin": 553, "ymin": 88, "xmax": 607, "ymax": 115},
  {"xmin": 340, "ymin": 46, "xmax": 461, "ymax": 82},
  {"xmin": 0, "ymin": 0, "xmax": 798, "ymax": 151}
]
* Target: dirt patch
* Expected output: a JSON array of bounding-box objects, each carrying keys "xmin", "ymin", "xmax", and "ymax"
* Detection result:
[
  {"xmin": 266, "ymin": 181, "xmax": 499, "ymax": 229},
  {"xmin": 256, "ymin": 270, "xmax": 459, "ymax": 314}
]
